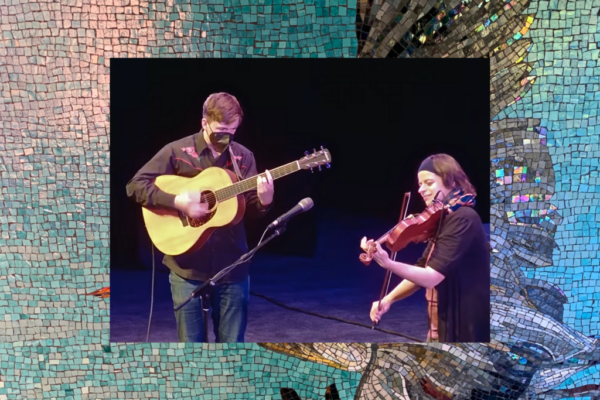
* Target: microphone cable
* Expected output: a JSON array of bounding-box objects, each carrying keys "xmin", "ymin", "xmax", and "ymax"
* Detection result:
[
  {"xmin": 246, "ymin": 230, "xmax": 425, "ymax": 342},
  {"xmin": 145, "ymin": 225, "xmax": 425, "ymax": 342},
  {"xmin": 146, "ymin": 242, "xmax": 156, "ymax": 342},
  {"xmin": 248, "ymin": 290, "xmax": 424, "ymax": 342},
  {"xmin": 146, "ymin": 264, "xmax": 425, "ymax": 342}
]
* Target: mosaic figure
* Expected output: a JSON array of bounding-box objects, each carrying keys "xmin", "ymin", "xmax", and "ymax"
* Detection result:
[{"xmin": 262, "ymin": 1, "xmax": 600, "ymax": 395}]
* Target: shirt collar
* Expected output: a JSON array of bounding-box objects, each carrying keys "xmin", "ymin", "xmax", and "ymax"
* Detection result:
[
  {"xmin": 195, "ymin": 130, "xmax": 209, "ymax": 155},
  {"xmin": 195, "ymin": 130, "xmax": 236, "ymax": 164}
]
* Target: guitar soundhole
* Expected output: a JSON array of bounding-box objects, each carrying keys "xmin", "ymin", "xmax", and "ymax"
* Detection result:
[{"xmin": 181, "ymin": 190, "xmax": 218, "ymax": 228}]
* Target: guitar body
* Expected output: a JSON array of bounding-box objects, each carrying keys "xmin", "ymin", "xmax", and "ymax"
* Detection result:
[
  {"xmin": 139, "ymin": 147, "xmax": 331, "ymax": 256},
  {"xmin": 141, "ymin": 167, "xmax": 246, "ymax": 256}
]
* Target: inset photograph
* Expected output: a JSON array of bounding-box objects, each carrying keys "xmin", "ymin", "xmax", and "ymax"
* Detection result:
[{"xmin": 110, "ymin": 58, "xmax": 490, "ymax": 343}]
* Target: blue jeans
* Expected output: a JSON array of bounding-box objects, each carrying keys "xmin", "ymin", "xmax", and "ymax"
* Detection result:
[{"xmin": 169, "ymin": 271, "xmax": 249, "ymax": 343}]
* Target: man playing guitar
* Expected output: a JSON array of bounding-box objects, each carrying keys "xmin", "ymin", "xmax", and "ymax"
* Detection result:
[{"xmin": 126, "ymin": 92, "xmax": 275, "ymax": 343}]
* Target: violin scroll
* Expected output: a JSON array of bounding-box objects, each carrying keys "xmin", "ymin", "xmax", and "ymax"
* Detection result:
[
  {"xmin": 359, "ymin": 236, "xmax": 386, "ymax": 266},
  {"xmin": 359, "ymin": 250, "xmax": 374, "ymax": 266}
]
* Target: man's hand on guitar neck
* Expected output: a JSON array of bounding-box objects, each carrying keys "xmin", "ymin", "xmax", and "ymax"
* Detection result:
[
  {"xmin": 257, "ymin": 169, "xmax": 274, "ymax": 206},
  {"xmin": 174, "ymin": 191, "xmax": 209, "ymax": 219}
]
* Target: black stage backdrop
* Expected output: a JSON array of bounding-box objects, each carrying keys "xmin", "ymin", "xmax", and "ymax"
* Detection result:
[{"xmin": 111, "ymin": 59, "xmax": 490, "ymax": 268}]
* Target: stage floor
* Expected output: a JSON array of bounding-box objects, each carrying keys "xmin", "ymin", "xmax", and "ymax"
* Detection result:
[{"xmin": 111, "ymin": 210, "xmax": 489, "ymax": 343}]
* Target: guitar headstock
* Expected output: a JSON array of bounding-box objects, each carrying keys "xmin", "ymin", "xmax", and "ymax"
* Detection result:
[{"xmin": 298, "ymin": 146, "xmax": 332, "ymax": 172}]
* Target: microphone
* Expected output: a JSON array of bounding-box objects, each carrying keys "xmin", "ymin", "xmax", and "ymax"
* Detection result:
[{"xmin": 267, "ymin": 198, "xmax": 314, "ymax": 230}]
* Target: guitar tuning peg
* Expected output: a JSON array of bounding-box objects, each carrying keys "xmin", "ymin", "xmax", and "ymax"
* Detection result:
[
  {"xmin": 313, "ymin": 148, "xmax": 316, "ymax": 154},
  {"xmin": 310, "ymin": 167, "xmax": 314, "ymax": 173},
  {"xmin": 326, "ymin": 163, "xmax": 330, "ymax": 168},
  {"xmin": 318, "ymin": 165, "xmax": 322, "ymax": 171},
  {"xmin": 304, "ymin": 151, "xmax": 309, "ymax": 156},
  {"xmin": 320, "ymin": 145, "xmax": 324, "ymax": 151}
]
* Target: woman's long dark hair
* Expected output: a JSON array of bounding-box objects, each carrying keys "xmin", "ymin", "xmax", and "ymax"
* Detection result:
[{"xmin": 423, "ymin": 154, "xmax": 477, "ymax": 196}]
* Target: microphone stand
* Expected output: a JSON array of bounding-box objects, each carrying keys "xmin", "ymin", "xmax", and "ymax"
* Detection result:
[{"xmin": 172, "ymin": 224, "xmax": 287, "ymax": 342}]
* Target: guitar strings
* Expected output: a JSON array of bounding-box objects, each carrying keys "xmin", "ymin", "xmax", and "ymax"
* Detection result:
[
  {"xmin": 190, "ymin": 162, "xmax": 300, "ymax": 206},
  {"xmin": 185, "ymin": 155, "xmax": 326, "ymax": 220}
]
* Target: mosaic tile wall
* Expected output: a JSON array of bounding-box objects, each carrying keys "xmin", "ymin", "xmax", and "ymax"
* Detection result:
[{"xmin": 0, "ymin": 0, "xmax": 599, "ymax": 398}]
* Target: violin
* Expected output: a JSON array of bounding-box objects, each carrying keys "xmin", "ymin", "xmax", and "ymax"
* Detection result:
[
  {"xmin": 359, "ymin": 193, "xmax": 445, "ymax": 265},
  {"xmin": 360, "ymin": 191, "xmax": 445, "ymax": 328}
]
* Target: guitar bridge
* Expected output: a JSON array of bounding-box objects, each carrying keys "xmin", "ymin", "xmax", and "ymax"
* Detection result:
[{"xmin": 178, "ymin": 210, "xmax": 216, "ymax": 227}]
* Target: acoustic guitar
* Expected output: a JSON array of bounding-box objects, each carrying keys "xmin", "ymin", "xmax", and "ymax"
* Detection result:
[{"xmin": 142, "ymin": 147, "xmax": 332, "ymax": 256}]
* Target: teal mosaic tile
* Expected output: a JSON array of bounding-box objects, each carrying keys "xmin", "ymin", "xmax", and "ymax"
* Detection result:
[
  {"xmin": 494, "ymin": 0, "xmax": 600, "ymax": 336},
  {"xmin": 0, "ymin": 0, "xmax": 599, "ymax": 398},
  {"xmin": 139, "ymin": 0, "xmax": 358, "ymax": 58}
]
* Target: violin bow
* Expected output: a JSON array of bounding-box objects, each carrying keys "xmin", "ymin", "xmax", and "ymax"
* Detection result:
[{"xmin": 372, "ymin": 191, "xmax": 411, "ymax": 329}]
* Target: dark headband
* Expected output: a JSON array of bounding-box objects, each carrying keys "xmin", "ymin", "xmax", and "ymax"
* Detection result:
[{"xmin": 418, "ymin": 157, "xmax": 436, "ymax": 174}]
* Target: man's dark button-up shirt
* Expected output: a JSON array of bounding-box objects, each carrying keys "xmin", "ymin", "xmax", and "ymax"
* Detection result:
[{"xmin": 126, "ymin": 132, "xmax": 273, "ymax": 283}]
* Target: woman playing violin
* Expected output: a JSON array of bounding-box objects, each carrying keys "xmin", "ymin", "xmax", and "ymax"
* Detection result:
[{"xmin": 360, "ymin": 154, "xmax": 490, "ymax": 343}]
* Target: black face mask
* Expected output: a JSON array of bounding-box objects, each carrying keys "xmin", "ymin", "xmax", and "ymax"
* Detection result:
[{"xmin": 206, "ymin": 127, "xmax": 233, "ymax": 153}]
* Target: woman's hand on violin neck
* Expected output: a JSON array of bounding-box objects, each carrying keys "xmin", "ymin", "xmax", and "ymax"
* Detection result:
[
  {"xmin": 360, "ymin": 237, "xmax": 390, "ymax": 269},
  {"xmin": 360, "ymin": 236, "xmax": 375, "ymax": 252},
  {"xmin": 371, "ymin": 242, "xmax": 391, "ymax": 268}
]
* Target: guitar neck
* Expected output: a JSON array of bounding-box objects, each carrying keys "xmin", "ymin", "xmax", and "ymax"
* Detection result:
[{"xmin": 215, "ymin": 161, "xmax": 301, "ymax": 201}]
